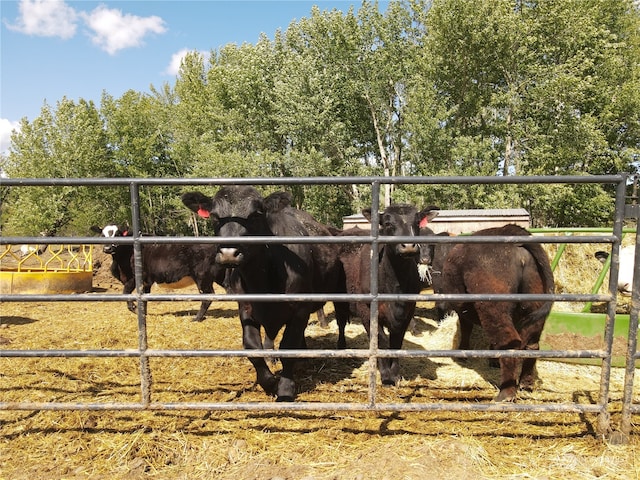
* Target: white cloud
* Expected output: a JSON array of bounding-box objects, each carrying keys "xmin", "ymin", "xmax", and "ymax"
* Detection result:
[
  {"xmin": 6, "ymin": 0, "xmax": 78, "ymax": 38},
  {"xmin": 0, "ymin": 119, "xmax": 21, "ymax": 155},
  {"xmin": 82, "ymin": 5, "xmax": 167, "ymax": 55},
  {"xmin": 6, "ymin": 1, "xmax": 168, "ymax": 54},
  {"xmin": 165, "ymin": 49, "xmax": 210, "ymax": 76}
]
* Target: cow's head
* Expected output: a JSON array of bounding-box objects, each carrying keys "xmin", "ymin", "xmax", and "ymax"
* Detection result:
[
  {"xmin": 415, "ymin": 206, "xmax": 442, "ymax": 266},
  {"xmin": 182, "ymin": 186, "xmax": 268, "ymax": 267},
  {"xmin": 363, "ymin": 204, "xmax": 439, "ymax": 257},
  {"xmin": 90, "ymin": 224, "xmax": 130, "ymax": 255}
]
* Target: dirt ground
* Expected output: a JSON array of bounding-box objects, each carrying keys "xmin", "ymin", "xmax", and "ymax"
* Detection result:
[{"xmin": 0, "ymin": 250, "xmax": 639, "ymax": 479}]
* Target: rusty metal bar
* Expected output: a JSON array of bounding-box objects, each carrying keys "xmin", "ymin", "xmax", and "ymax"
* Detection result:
[
  {"xmin": 0, "ymin": 292, "xmax": 614, "ymax": 304},
  {"xmin": 0, "ymin": 348, "xmax": 608, "ymax": 360},
  {"xmin": 620, "ymin": 214, "xmax": 640, "ymax": 436},
  {"xmin": 0, "ymin": 174, "xmax": 625, "ymax": 187},
  {"xmin": 367, "ymin": 180, "xmax": 381, "ymax": 407},
  {"xmin": 0, "ymin": 400, "xmax": 606, "ymax": 414}
]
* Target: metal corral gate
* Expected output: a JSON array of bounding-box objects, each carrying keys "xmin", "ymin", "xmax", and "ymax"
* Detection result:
[{"xmin": 1, "ymin": 175, "xmax": 638, "ymax": 442}]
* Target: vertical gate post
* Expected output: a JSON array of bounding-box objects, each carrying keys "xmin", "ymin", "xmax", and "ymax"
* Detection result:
[
  {"xmin": 130, "ymin": 181, "xmax": 152, "ymax": 406},
  {"xmin": 596, "ymin": 175, "xmax": 627, "ymax": 437},
  {"xmin": 618, "ymin": 195, "xmax": 640, "ymax": 442},
  {"xmin": 367, "ymin": 181, "xmax": 381, "ymax": 407}
]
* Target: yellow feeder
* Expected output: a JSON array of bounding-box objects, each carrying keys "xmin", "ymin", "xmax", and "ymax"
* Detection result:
[{"xmin": 0, "ymin": 244, "xmax": 93, "ymax": 294}]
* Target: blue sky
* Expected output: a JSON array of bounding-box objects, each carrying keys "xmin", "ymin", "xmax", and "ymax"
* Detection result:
[{"xmin": 1, "ymin": 0, "xmax": 379, "ymax": 153}]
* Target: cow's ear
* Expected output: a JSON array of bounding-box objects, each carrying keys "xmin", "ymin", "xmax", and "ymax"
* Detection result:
[
  {"xmin": 196, "ymin": 207, "xmax": 210, "ymax": 219},
  {"xmin": 264, "ymin": 191, "xmax": 291, "ymax": 213},
  {"xmin": 182, "ymin": 192, "xmax": 213, "ymax": 217},
  {"xmin": 90, "ymin": 225, "xmax": 103, "ymax": 234},
  {"xmin": 418, "ymin": 206, "xmax": 440, "ymax": 228},
  {"xmin": 361, "ymin": 208, "xmax": 373, "ymax": 222}
]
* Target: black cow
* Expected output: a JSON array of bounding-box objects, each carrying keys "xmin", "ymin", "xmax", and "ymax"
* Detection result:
[
  {"xmin": 440, "ymin": 224, "xmax": 554, "ymax": 402},
  {"xmin": 90, "ymin": 224, "xmax": 228, "ymax": 322},
  {"xmin": 334, "ymin": 204, "xmax": 437, "ymax": 386},
  {"xmin": 418, "ymin": 224, "xmax": 456, "ymax": 320},
  {"xmin": 181, "ymin": 187, "xmax": 344, "ymax": 401}
]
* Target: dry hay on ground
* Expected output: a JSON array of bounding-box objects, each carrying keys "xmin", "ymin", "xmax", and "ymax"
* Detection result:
[
  {"xmin": 0, "ymin": 246, "xmax": 639, "ymax": 479},
  {"xmin": 542, "ymin": 234, "xmax": 635, "ymax": 314}
]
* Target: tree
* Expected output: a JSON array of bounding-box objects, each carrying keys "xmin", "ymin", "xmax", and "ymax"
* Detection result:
[
  {"xmin": 101, "ymin": 90, "xmax": 184, "ymax": 234},
  {"xmin": 2, "ymin": 99, "xmax": 113, "ymax": 235},
  {"xmin": 405, "ymin": 0, "xmax": 640, "ymax": 225}
]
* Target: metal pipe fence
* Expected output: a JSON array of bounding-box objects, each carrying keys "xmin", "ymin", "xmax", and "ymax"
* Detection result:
[{"xmin": 0, "ymin": 175, "xmax": 637, "ymax": 441}]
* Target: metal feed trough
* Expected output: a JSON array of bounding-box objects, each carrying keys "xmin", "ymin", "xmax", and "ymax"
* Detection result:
[
  {"xmin": 0, "ymin": 175, "xmax": 638, "ymax": 442},
  {"xmin": 0, "ymin": 244, "xmax": 93, "ymax": 294}
]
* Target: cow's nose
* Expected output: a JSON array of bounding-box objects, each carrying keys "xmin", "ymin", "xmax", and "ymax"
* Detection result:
[
  {"xmin": 398, "ymin": 243, "xmax": 419, "ymax": 256},
  {"xmin": 216, "ymin": 247, "xmax": 243, "ymax": 266},
  {"xmin": 103, "ymin": 245, "xmax": 116, "ymax": 254}
]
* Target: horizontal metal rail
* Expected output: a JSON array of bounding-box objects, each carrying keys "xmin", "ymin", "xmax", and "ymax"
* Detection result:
[
  {"xmin": 0, "ymin": 401, "xmax": 606, "ymax": 414},
  {"xmin": 1, "ymin": 174, "xmax": 626, "ymax": 187},
  {"xmin": 0, "ymin": 348, "xmax": 608, "ymax": 360},
  {"xmin": 0, "ymin": 234, "xmax": 621, "ymax": 247},
  {"xmin": 0, "ymin": 292, "xmax": 614, "ymax": 303}
]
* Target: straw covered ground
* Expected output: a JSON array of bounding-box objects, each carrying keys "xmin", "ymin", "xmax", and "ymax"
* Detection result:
[{"xmin": 1, "ymin": 241, "xmax": 639, "ymax": 479}]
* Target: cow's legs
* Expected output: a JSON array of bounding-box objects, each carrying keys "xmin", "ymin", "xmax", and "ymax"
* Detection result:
[
  {"xmin": 517, "ymin": 312, "xmax": 547, "ymax": 391},
  {"xmin": 359, "ymin": 312, "xmax": 399, "ymax": 386},
  {"xmin": 456, "ymin": 304, "xmax": 477, "ymax": 350},
  {"xmin": 379, "ymin": 328, "xmax": 407, "ymax": 386},
  {"xmin": 193, "ymin": 280, "xmax": 213, "ymax": 322},
  {"xmin": 316, "ymin": 306, "xmax": 329, "ymax": 328},
  {"xmin": 519, "ymin": 343, "xmax": 539, "ymax": 392},
  {"xmin": 333, "ymin": 301, "xmax": 349, "ymax": 349},
  {"xmin": 123, "ymin": 280, "xmax": 137, "ymax": 313},
  {"xmin": 194, "ymin": 300, "xmax": 212, "ymax": 322},
  {"xmin": 476, "ymin": 305, "xmax": 522, "ymax": 402},
  {"xmin": 240, "ymin": 315, "xmax": 278, "ymax": 396},
  {"xmin": 275, "ymin": 316, "xmax": 309, "ymax": 402},
  {"xmin": 375, "ymin": 328, "xmax": 394, "ymax": 386},
  {"xmin": 378, "ymin": 305, "xmax": 416, "ymax": 386}
]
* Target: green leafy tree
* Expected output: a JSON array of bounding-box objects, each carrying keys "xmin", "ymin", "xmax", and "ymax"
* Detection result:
[
  {"xmin": 2, "ymin": 99, "xmax": 113, "ymax": 235},
  {"xmin": 101, "ymin": 90, "xmax": 184, "ymax": 234},
  {"xmin": 406, "ymin": 0, "xmax": 640, "ymax": 225}
]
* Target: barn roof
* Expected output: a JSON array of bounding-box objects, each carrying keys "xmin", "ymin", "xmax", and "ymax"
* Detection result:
[{"xmin": 343, "ymin": 208, "xmax": 530, "ymax": 234}]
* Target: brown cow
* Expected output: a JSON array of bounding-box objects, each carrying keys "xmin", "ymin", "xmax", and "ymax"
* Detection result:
[{"xmin": 440, "ymin": 224, "xmax": 554, "ymax": 402}]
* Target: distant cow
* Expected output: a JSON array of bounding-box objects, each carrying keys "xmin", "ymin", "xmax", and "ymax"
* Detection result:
[
  {"xmin": 418, "ymin": 226, "xmax": 456, "ymax": 320},
  {"xmin": 16, "ymin": 232, "xmax": 48, "ymax": 257},
  {"xmin": 18, "ymin": 244, "xmax": 45, "ymax": 257},
  {"xmin": 91, "ymin": 224, "xmax": 228, "ymax": 322},
  {"xmin": 182, "ymin": 187, "xmax": 344, "ymax": 401},
  {"xmin": 335, "ymin": 204, "xmax": 437, "ymax": 386},
  {"xmin": 440, "ymin": 224, "xmax": 554, "ymax": 402},
  {"xmin": 595, "ymin": 245, "xmax": 635, "ymax": 296}
]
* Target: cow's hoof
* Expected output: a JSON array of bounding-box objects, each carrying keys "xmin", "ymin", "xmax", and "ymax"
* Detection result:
[
  {"xmin": 259, "ymin": 376, "xmax": 279, "ymax": 396},
  {"xmin": 381, "ymin": 378, "xmax": 398, "ymax": 387},
  {"xmin": 519, "ymin": 377, "xmax": 535, "ymax": 392},
  {"xmin": 276, "ymin": 395, "xmax": 295, "ymax": 402},
  {"xmin": 276, "ymin": 377, "xmax": 296, "ymax": 401},
  {"xmin": 494, "ymin": 390, "xmax": 517, "ymax": 402}
]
